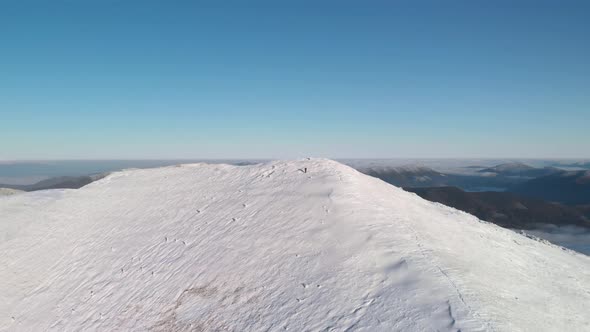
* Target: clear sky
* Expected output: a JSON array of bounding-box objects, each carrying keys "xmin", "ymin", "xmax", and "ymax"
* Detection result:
[{"xmin": 1, "ymin": 1, "xmax": 588, "ymax": 160}]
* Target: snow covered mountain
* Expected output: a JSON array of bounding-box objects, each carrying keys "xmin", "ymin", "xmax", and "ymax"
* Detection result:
[{"xmin": 1, "ymin": 159, "xmax": 588, "ymax": 331}]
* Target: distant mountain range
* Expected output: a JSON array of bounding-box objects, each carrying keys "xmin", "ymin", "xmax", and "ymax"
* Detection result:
[
  {"xmin": 360, "ymin": 163, "xmax": 590, "ymax": 205},
  {"xmin": 360, "ymin": 163, "xmax": 590, "ymax": 234},
  {"xmin": 477, "ymin": 162, "xmax": 562, "ymax": 178},
  {"xmin": 0, "ymin": 174, "xmax": 106, "ymax": 192},
  {"xmin": 554, "ymin": 161, "xmax": 590, "ymax": 169},
  {"xmin": 406, "ymin": 186, "xmax": 590, "ymax": 230},
  {"xmin": 510, "ymin": 170, "xmax": 590, "ymax": 205},
  {"xmin": 360, "ymin": 165, "xmax": 522, "ymax": 192}
]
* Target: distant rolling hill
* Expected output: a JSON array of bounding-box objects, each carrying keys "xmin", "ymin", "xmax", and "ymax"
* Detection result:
[
  {"xmin": 555, "ymin": 161, "xmax": 590, "ymax": 169},
  {"xmin": 509, "ymin": 170, "xmax": 590, "ymax": 205},
  {"xmin": 361, "ymin": 163, "xmax": 590, "ymax": 207},
  {"xmin": 0, "ymin": 174, "xmax": 106, "ymax": 192},
  {"xmin": 360, "ymin": 165, "xmax": 525, "ymax": 191},
  {"xmin": 405, "ymin": 186, "xmax": 590, "ymax": 230},
  {"xmin": 477, "ymin": 162, "xmax": 562, "ymax": 178}
]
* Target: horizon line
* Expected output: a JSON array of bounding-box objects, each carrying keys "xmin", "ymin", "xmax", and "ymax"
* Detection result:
[{"xmin": 1, "ymin": 157, "xmax": 590, "ymax": 163}]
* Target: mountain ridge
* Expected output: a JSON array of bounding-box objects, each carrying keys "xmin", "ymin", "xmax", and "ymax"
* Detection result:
[
  {"xmin": 510, "ymin": 170, "xmax": 590, "ymax": 205},
  {"xmin": 1, "ymin": 159, "xmax": 588, "ymax": 331},
  {"xmin": 405, "ymin": 186, "xmax": 590, "ymax": 230}
]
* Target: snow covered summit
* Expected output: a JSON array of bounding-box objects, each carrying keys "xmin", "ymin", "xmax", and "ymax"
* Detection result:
[{"xmin": 1, "ymin": 159, "xmax": 589, "ymax": 331}]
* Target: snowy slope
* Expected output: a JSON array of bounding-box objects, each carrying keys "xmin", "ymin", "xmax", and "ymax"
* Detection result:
[{"xmin": 0, "ymin": 159, "xmax": 589, "ymax": 331}]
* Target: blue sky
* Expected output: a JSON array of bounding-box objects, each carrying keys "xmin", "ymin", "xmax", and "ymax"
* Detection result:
[{"xmin": 1, "ymin": 1, "xmax": 589, "ymax": 159}]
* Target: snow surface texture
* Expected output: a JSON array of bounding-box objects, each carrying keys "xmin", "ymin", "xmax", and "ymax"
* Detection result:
[
  {"xmin": 0, "ymin": 188, "xmax": 23, "ymax": 197},
  {"xmin": 1, "ymin": 159, "xmax": 589, "ymax": 331}
]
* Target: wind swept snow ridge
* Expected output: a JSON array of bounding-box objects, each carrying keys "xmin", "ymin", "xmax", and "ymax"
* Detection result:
[{"xmin": 1, "ymin": 159, "xmax": 589, "ymax": 331}]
